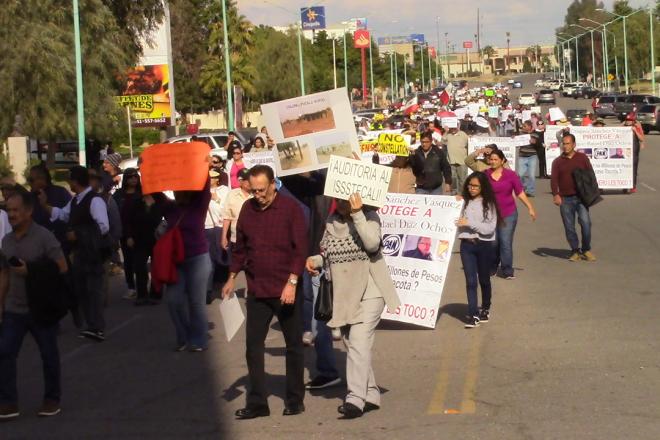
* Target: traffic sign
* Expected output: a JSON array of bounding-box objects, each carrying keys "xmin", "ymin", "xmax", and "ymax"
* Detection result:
[{"xmin": 463, "ymin": 41, "xmax": 473, "ymax": 49}]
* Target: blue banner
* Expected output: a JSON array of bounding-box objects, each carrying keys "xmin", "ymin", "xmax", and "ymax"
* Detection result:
[
  {"xmin": 410, "ymin": 34, "xmax": 425, "ymax": 43},
  {"xmin": 301, "ymin": 6, "xmax": 326, "ymax": 30}
]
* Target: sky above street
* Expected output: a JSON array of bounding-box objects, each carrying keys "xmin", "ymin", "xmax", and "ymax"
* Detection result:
[{"xmin": 237, "ymin": 0, "xmax": 649, "ymax": 48}]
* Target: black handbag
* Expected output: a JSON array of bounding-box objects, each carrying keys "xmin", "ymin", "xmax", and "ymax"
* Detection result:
[{"xmin": 313, "ymin": 258, "xmax": 333, "ymax": 322}]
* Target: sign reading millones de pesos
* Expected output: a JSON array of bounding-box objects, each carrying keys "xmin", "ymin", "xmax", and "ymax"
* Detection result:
[{"xmin": 377, "ymin": 133, "xmax": 411, "ymax": 156}]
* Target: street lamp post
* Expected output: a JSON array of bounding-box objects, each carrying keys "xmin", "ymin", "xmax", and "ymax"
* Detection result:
[
  {"xmin": 571, "ymin": 24, "xmax": 596, "ymax": 85},
  {"xmin": 332, "ymin": 38, "xmax": 337, "ymax": 88},
  {"xmin": 394, "ymin": 52, "xmax": 399, "ymax": 100},
  {"xmin": 389, "ymin": 53, "xmax": 394, "ymax": 103},
  {"xmin": 506, "ymin": 32, "xmax": 511, "ymax": 74},
  {"xmin": 558, "ymin": 35, "xmax": 573, "ymax": 81},
  {"xmin": 436, "ymin": 17, "xmax": 441, "ymax": 82},
  {"xmin": 72, "ymin": 0, "xmax": 86, "ymax": 165},
  {"xmin": 221, "ymin": 0, "xmax": 234, "ymax": 130},
  {"xmin": 343, "ymin": 27, "xmax": 348, "ymax": 92},
  {"xmin": 427, "ymin": 43, "xmax": 433, "ymax": 89},
  {"xmin": 650, "ymin": 4, "xmax": 656, "ymax": 95},
  {"xmin": 369, "ymin": 36, "xmax": 375, "ymax": 108}
]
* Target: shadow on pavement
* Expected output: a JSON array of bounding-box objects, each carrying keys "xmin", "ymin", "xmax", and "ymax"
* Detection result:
[
  {"xmin": 532, "ymin": 247, "xmax": 572, "ymax": 259},
  {"xmin": 437, "ymin": 302, "xmax": 469, "ymax": 323}
]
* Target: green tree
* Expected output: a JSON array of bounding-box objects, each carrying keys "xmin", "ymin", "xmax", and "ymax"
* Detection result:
[
  {"xmin": 482, "ymin": 45, "xmax": 496, "ymax": 59},
  {"xmin": 199, "ymin": 0, "xmax": 256, "ymax": 111}
]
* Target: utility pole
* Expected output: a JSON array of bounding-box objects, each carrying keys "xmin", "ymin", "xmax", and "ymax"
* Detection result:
[
  {"xmin": 651, "ymin": 4, "xmax": 656, "ymax": 95},
  {"xmin": 445, "ymin": 32, "xmax": 450, "ymax": 80},
  {"xmin": 477, "ymin": 9, "xmax": 481, "ymax": 74},
  {"xmin": 507, "ymin": 37, "xmax": 511, "ymax": 74},
  {"xmin": 369, "ymin": 36, "xmax": 375, "ymax": 108},
  {"xmin": 72, "ymin": 0, "xmax": 86, "ymax": 165},
  {"xmin": 221, "ymin": 0, "xmax": 234, "ymax": 130}
]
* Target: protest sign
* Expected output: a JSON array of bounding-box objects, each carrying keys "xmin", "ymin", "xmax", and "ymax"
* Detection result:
[
  {"xmin": 453, "ymin": 107, "xmax": 468, "ymax": 120},
  {"xmin": 545, "ymin": 126, "xmax": 633, "ymax": 188},
  {"xmin": 261, "ymin": 88, "xmax": 360, "ymax": 176},
  {"xmin": 531, "ymin": 106, "xmax": 541, "ymax": 115},
  {"xmin": 468, "ymin": 136, "xmax": 527, "ymax": 170},
  {"xmin": 361, "ymin": 151, "xmax": 396, "ymax": 165},
  {"xmin": 441, "ymin": 117, "xmax": 459, "ymax": 128},
  {"xmin": 377, "ymin": 133, "xmax": 411, "ymax": 156},
  {"xmin": 500, "ymin": 110, "xmax": 512, "ymax": 121},
  {"xmin": 243, "ymin": 150, "xmax": 277, "ymax": 174},
  {"xmin": 467, "ymin": 103, "xmax": 481, "ymax": 117},
  {"xmin": 379, "ymin": 194, "xmax": 463, "ymax": 328},
  {"xmin": 140, "ymin": 142, "xmax": 209, "ymax": 194},
  {"xmin": 488, "ymin": 106, "xmax": 499, "ymax": 118},
  {"xmin": 549, "ymin": 107, "xmax": 566, "ymax": 122},
  {"xmin": 324, "ymin": 155, "xmax": 392, "ymax": 207},
  {"xmin": 522, "ymin": 110, "xmax": 532, "ymax": 122}
]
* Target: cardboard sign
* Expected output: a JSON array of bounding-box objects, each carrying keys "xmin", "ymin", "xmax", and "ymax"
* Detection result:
[
  {"xmin": 379, "ymin": 194, "xmax": 464, "ymax": 328},
  {"xmin": 324, "ymin": 155, "xmax": 392, "ymax": 207},
  {"xmin": 488, "ymin": 106, "xmax": 500, "ymax": 118},
  {"xmin": 261, "ymin": 88, "xmax": 361, "ymax": 177},
  {"xmin": 140, "ymin": 142, "xmax": 210, "ymax": 194},
  {"xmin": 441, "ymin": 117, "xmax": 459, "ymax": 128},
  {"xmin": 377, "ymin": 133, "xmax": 411, "ymax": 156},
  {"xmin": 243, "ymin": 150, "xmax": 277, "ymax": 174},
  {"xmin": 549, "ymin": 107, "xmax": 566, "ymax": 122},
  {"xmin": 522, "ymin": 110, "xmax": 532, "ymax": 122}
]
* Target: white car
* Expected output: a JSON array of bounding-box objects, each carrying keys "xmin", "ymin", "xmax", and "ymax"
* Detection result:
[
  {"xmin": 535, "ymin": 79, "xmax": 544, "ymax": 88},
  {"xmin": 518, "ymin": 93, "xmax": 536, "ymax": 106}
]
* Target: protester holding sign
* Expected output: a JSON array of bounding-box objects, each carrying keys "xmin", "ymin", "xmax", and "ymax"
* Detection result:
[
  {"xmin": 486, "ymin": 150, "xmax": 537, "ymax": 279},
  {"xmin": 623, "ymin": 114, "xmax": 645, "ymax": 193},
  {"xmin": 306, "ymin": 193, "xmax": 400, "ymax": 419},
  {"xmin": 456, "ymin": 172, "xmax": 498, "ymax": 328},
  {"xmin": 410, "ymin": 131, "xmax": 452, "ymax": 195}
]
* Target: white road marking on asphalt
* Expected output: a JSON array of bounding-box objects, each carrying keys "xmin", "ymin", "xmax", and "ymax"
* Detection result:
[
  {"xmin": 61, "ymin": 314, "xmax": 143, "ymax": 362},
  {"xmin": 640, "ymin": 182, "xmax": 657, "ymax": 192}
]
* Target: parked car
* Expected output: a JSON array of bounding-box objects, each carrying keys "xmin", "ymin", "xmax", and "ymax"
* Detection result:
[
  {"xmin": 518, "ymin": 93, "xmax": 536, "ymax": 106},
  {"xmin": 571, "ymin": 86, "xmax": 600, "ymax": 99},
  {"xmin": 512, "ymin": 81, "xmax": 522, "ymax": 88},
  {"xmin": 536, "ymin": 89, "xmax": 556, "ymax": 104},
  {"xmin": 534, "ymin": 79, "xmax": 544, "ymax": 88},
  {"xmin": 614, "ymin": 94, "xmax": 660, "ymax": 121},
  {"xmin": 166, "ymin": 130, "xmax": 250, "ymax": 157},
  {"xmin": 549, "ymin": 80, "xmax": 564, "ymax": 91},
  {"xmin": 561, "ymin": 83, "xmax": 578, "ymax": 97},
  {"xmin": 566, "ymin": 109, "xmax": 588, "ymax": 126},
  {"xmin": 593, "ymin": 94, "xmax": 623, "ymax": 118},
  {"xmin": 636, "ymin": 104, "xmax": 660, "ymax": 133}
]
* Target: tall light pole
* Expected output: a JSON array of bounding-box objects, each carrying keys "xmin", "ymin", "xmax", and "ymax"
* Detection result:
[
  {"xmin": 436, "ymin": 17, "xmax": 441, "ymax": 82},
  {"xmin": 427, "ymin": 42, "xmax": 433, "ymax": 89},
  {"xmin": 650, "ymin": 4, "xmax": 656, "ymax": 95},
  {"xmin": 221, "ymin": 0, "xmax": 234, "ymax": 130},
  {"xmin": 404, "ymin": 54, "xmax": 408, "ymax": 94},
  {"xmin": 595, "ymin": 8, "xmax": 646, "ymax": 94},
  {"xmin": 343, "ymin": 26, "xmax": 348, "ymax": 92},
  {"xmin": 571, "ymin": 24, "xmax": 596, "ymax": 85},
  {"xmin": 389, "ymin": 52, "xmax": 394, "ymax": 102},
  {"xmin": 581, "ymin": 17, "xmax": 610, "ymax": 88},
  {"xmin": 558, "ymin": 35, "xmax": 572, "ymax": 81},
  {"xmin": 393, "ymin": 52, "xmax": 399, "ymax": 100},
  {"xmin": 72, "ymin": 0, "xmax": 86, "ymax": 165},
  {"xmin": 332, "ymin": 38, "xmax": 337, "ymax": 88},
  {"xmin": 444, "ymin": 32, "xmax": 449, "ymax": 80},
  {"xmin": 368, "ymin": 35, "xmax": 375, "ymax": 108},
  {"xmin": 506, "ymin": 32, "xmax": 511, "ymax": 74}
]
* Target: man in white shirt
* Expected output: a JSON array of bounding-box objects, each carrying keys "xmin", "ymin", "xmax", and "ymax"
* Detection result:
[
  {"xmin": 221, "ymin": 168, "xmax": 252, "ymax": 250},
  {"xmin": 39, "ymin": 166, "xmax": 109, "ymax": 342}
]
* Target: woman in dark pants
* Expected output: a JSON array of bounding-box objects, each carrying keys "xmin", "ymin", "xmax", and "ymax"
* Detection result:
[
  {"xmin": 121, "ymin": 171, "xmax": 163, "ymax": 305},
  {"xmin": 113, "ymin": 168, "xmax": 142, "ymax": 298}
]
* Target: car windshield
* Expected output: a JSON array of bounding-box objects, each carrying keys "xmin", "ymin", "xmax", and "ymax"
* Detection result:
[{"xmin": 212, "ymin": 136, "xmax": 228, "ymax": 147}]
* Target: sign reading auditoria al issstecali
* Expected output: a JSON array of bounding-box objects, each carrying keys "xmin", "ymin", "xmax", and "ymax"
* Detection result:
[{"xmin": 323, "ymin": 155, "xmax": 392, "ymax": 208}]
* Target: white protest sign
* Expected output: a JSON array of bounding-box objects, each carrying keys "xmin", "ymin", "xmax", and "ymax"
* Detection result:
[
  {"xmin": 531, "ymin": 106, "xmax": 541, "ymax": 115},
  {"xmin": 500, "ymin": 110, "xmax": 512, "ymax": 121},
  {"xmin": 468, "ymin": 136, "xmax": 526, "ymax": 170},
  {"xmin": 361, "ymin": 151, "xmax": 396, "ymax": 165},
  {"xmin": 467, "ymin": 103, "xmax": 481, "ymax": 117},
  {"xmin": 441, "ymin": 117, "xmax": 459, "ymax": 128},
  {"xmin": 545, "ymin": 126, "xmax": 633, "ymax": 188},
  {"xmin": 488, "ymin": 106, "xmax": 499, "ymax": 118},
  {"xmin": 243, "ymin": 150, "xmax": 277, "ymax": 174},
  {"xmin": 453, "ymin": 107, "xmax": 468, "ymax": 120},
  {"xmin": 549, "ymin": 107, "xmax": 566, "ymax": 122},
  {"xmin": 522, "ymin": 110, "xmax": 532, "ymax": 122},
  {"xmin": 324, "ymin": 155, "xmax": 392, "ymax": 207},
  {"xmin": 379, "ymin": 194, "xmax": 463, "ymax": 328},
  {"xmin": 261, "ymin": 88, "xmax": 360, "ymax": 177}
]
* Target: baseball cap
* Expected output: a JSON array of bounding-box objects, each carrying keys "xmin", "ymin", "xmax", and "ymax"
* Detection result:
[{"xmin": 237, "ymin": 168, "xmax": 250, "ymax": 180}]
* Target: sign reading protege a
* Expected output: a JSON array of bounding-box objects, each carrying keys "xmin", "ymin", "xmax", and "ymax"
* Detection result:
[{"xmin": 324, "ymin": 155, "xmax": 392, "ymax": 207}]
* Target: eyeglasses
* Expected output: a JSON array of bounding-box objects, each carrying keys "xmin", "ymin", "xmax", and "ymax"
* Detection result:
[
  {"xmin": 250, "ymin": 188, "xmax": 268, "ymax": 194},
  {"xmin": 212, "ymin": 160, "xmax": 220, "ymax": 164}
]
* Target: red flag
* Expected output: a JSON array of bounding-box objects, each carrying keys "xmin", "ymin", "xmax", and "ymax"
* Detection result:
[{"xmin": 439, "ymin": 90, "xmax": 450, "ymax": 106}]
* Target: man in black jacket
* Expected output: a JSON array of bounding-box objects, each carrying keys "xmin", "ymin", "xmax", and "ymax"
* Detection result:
[
  {"xmin": 410, "ymin": 131, "xmax": 452, "ymax": 195},
  {"xmin": 0, "ymin": 192, "xmax": 68, "ymax": 420}
]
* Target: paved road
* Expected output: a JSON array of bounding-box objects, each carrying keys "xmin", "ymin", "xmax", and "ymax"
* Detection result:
[{"xmin": 5, "ymin": 74, "xmax": 660, "ymax": 439}]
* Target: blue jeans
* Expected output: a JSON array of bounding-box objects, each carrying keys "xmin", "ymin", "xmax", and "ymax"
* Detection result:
[
  {"xmin": 460, "ymin": 240, "xmax": 495, "ymax": 317},
  {"xmin": 0, "ymin": 312, "xmax": 61, "ymax": 405},
  {"xmin": 518, "ymin": 155, "xmax": 538, "ymax": 196},
  {"xmin": 165, "ymin": 253, "xmax": 212, "ymax": 348},
  {"xmin": 493, "ymin": 210, "xmax": 518, "ymax": 277},
  {"xmin": 559, "ymin": 196, "xmax": 592, "ymax": 252}
]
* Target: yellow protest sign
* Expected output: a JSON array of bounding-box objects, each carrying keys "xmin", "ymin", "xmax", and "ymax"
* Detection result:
[{"xmin": 377, "ymin": 133, "xmax": 410, "ymax": 156}]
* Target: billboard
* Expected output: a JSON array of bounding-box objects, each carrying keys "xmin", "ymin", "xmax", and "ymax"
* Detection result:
[
  {"xmin": 117, "ymin": 64, "xmax": 172, "ymax": 127},
  {"xmin": 463, "ymin": 41, "xmax": 473, "ymax": 49},
  {"xmin": 354, "ymin": 30, "xmax": 371, "ymax": 49},
  {"xmin": 301, "ymin": 6, "xmax": 326, "ymax": 30},
  {"xmin": 410, "ymin": 34, "xmax": 425, "ymax": 43},
  {"xmin": 378, "ymin": 36, "xmax": 412, "ymax": 45},
  {"xmin": 354, "ymin": 17, "xmax": 368, "ymax": 30}
]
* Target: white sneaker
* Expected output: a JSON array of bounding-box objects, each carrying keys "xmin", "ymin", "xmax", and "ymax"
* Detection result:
[{"xmin": 302, "ymin": 331, "xmax": 314, "ymax": 346}]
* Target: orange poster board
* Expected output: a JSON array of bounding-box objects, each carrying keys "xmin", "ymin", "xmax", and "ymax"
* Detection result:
[{"xmin": 140, "ymin": 142, "xmax": 210, "ymax": 194}]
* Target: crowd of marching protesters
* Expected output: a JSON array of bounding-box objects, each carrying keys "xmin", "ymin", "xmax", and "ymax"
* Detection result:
[{"xmin": 0, "ymin": 78, "xmax": 646, "ymax": 422}]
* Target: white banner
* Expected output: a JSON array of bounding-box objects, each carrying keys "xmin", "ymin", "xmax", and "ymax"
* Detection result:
[
  {"xmin": 379, "ymin": 194, "xmax": 463, "ymax": 328},
  {"xmin": 243, "ymin": 150, "xmax": 277, "ymax": 174},
  {"xmin": 324, "ymin": 155, "xmax": 392, "ymax": 207},
  {"xmin": 468, "ymin": 135, "xmax": 529, "ymax": 171},
  {"xmin": 261, "ymin": 88, "xmax": 361, "ymax": 177},
  {"xmin": 545, "ymin": 126, "xmax": 633, "ymax": 188}
]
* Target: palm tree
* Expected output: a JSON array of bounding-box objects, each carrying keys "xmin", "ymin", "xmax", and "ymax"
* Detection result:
[{"xmin": 482, "ymin": 45, "xmax": 496, "ymax": 59}]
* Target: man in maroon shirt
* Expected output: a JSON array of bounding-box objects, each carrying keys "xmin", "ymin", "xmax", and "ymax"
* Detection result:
[
  {"xmin": 551, "ymin": 133, "xmax": 596, "ymax": 262},
  {"xmin": 222, "ymin": 165, "xmax": 308, "ymax": 419}
]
